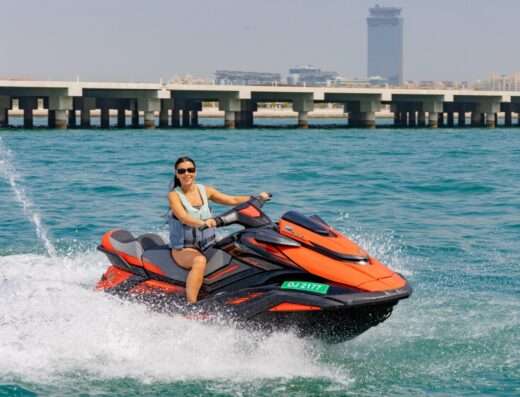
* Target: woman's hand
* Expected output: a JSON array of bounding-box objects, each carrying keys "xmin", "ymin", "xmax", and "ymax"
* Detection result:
[
  {"xmin": 258, "ymin": 192, "xmax": 271, "ymax": 201},
  {"xmin": 203, "ymin": 218, "xmax": 217, "ymax": 228}
]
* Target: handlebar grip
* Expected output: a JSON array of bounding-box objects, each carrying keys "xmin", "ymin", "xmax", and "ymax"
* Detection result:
[
  {"xmin": 198, "ymin": 216, "xmax": 223, "ymax": 231},
  {"xmin": 255, "ymin": 193, "xmax": 272, "ymax": 202}
]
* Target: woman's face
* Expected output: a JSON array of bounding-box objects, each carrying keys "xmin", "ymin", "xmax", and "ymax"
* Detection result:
[{"xmin": 176, "ymin": 161, "xmax": 196, "ymax": 187}]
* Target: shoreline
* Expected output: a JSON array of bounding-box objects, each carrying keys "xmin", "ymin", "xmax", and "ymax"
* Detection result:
[{"xmin": 6, "ymin": 108, "xmax": 396, "ymax": 119}]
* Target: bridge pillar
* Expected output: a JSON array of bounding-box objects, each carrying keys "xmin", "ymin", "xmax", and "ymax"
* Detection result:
[
  {"xmin": 171, "ymin": 109, "xmax": 180, "ymax": 128},
  {"xmin": 298, "ymin": 111, "xmax": 309, "ymax": 128},
  {"xmin": 100, "ymin": 107, "xmax": 110, "ymax": 128},
  {"xmin": 0, "ymin": 108, "xmax": 7, "ymax": 128},
  {"xmin": 349, "ymin": 112, "xmax": 376, "ymax": 128},
  {"xmin": 293, "ymin": 95, "xmax": 313, "ymax": 128},
  {"xmin": 48, "ymin": 110, "xmax": 56, "ymax": 128},
  {"xmin": 132, "ymin": 110, "xmax": 139, "ymax": 128},
  {"xmin": 346, "ymin": 99, "xmax": 379, "ymax": 128},
  {"xmin": 391, "ymin": 104, "xmax": 406, "ymax": 127},
  {"xmin": 80, "ymin": 98, "xmax": 95, "ymax": 128},
  {"xmin": 224, "ymin": 110, "xmax": 235, "ymax": 128},
  {"xmin": 458, "ymin": 111, "xmax": 466, "ymax": 127},
  {"xmin": 19, "ymin": 97, "xmax": 38, "ymax": 129},
  {"xmin": 235, "ymin": 110, "xmax": 253, "ymax": 128},
  {"xmin": 408, "ymin": 111, "xmax": 416, "ymax": 127},
  {"xmin": 159, "ymin": 99, "xmax": 171, "ymax": 128},
  {"xmin": 48, "ymin": 110, "xmax": 67, "ymax": 129},
  {"xmin": 471, "ymin": 111, "xmax": 482, "ymax": 127},
  {"xmin": 505, "ymin": 111, "xmax": 512, "ymax": 127},
  {"xmin": 447, "ymin": 112, "xmax": 454, "ymax": 127},
  {"xmin": 131, "ymin": 103, "xmax": 139, "ymax": 128},
  {"xmin": 54, "ymin": 110, "xmax": 67, "ymax": 129},
  {"xmin": 0, "ymin": 96, "xmax": 10, "ymax": 127},
  {"xmin": 190, "ymin": 110, "xmax": 199, "ymax": 127},
  {"xmin": 234, "ymin": 100, "xmax": 256, "ymax": 128},
  {"xmin": 68, "ymin": 110, "xmax": 77, "ymax": 128},
  {"xmin": 189, "ymin": 101, "xmax": 202, "ymax": 128},
  {"xmin": 393, "ymin": 109, "xmax": 401, "ymax": 126},
  {"xmin": 485, "ymin": 113, "xmax": 496, "ymax": 128},
  {"xmin": 137, "ymin": 98, "xmax": 160, "ymax": 129},
  {"xmin": 437, "ymin": 112, "xmax": 444, "ymax": 128},
  {"xmin": 428, "ymin": 112, "xmax": 439, "ymax": 128},
  {"xmin": 117, "ymin": 107, "xmax": 126, "ymax": 128},
  {"xmin": 81, "ymin": 108, "xmax": 90, "ymax": 128},
  {"xmin": 418, "ymin": 111, "xmax": 426, "ymax": 127},
  {"xmin": 182, "ymin": 109, "xmax": 190, "ymax": 127},
  {"xmin": 47, "ymin": 96, "xmax": 72, "ymax": 129},
  {"xmin": 219, "ymin": 96, "xmax": 242, "ymax": 128},
  {"xmin": 144, "ymin": 111, "xmax": 155, "ymax": 129}
]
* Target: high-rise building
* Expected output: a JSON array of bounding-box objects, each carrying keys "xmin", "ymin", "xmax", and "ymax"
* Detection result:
[{"xmin": 367, "ymin": 5, "xmax": 403, "ymax": 85}]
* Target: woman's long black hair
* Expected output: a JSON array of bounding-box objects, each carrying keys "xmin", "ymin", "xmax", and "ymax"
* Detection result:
[{"xmin": 169, "ymin": 156, "xmax": 196, "ymax": 191}]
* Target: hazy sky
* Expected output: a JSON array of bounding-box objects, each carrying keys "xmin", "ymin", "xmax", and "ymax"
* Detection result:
[{"xmin": 1, "ymin": 0, "xmax": 519, "ymax": 82}]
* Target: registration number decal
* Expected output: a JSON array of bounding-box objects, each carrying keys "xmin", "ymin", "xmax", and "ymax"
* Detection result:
[{"xmin": 281, "ymin": 281, "xmax": 330, "ymax": 295}]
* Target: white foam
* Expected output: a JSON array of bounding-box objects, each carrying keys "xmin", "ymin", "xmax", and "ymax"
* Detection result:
[
  {"xmin": 0, "ymin": 137, "xmax": 56, "ymax": 256},
  {"xmin": 0, "ymin": 251, "xmax": 348, "ymax": 385},
  {"xmin": 334, "ymin": 211, "xmax": 413, "ymax": 277}
]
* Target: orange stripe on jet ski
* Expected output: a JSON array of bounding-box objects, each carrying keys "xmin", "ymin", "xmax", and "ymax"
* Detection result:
[
  {"xmin": 129, "ymin": 280, "xmax": 184, "ymax": 294},
  {"xmin": 206, "ymin": 263, "xmax": 240, "ymax": 282},
  {"xmin": 96, "ymin": 266, "xmax": 132, "ymax": 290},
  {"xmin": 239, "ymin": 205, "xmax": 261, "ymax": 218},
  {"xmin": 269, "ymin": 303, "xmax": 321, "ymax": 312},
  {"xmin": 280, "ymin": 244, "xmax": 405, "ymax": 292},
  {"xmin": 142, "ymin": 260, "xmax": 167, "ymax": 276},
  {"xmin": 101, "ymin": 230, "xmax": 143, "ymax": 267},
  {"xmin": 227, "ymin": 292, "xmax": 264, "ymax": 305},
  {"xmin": 279, "ymin": 219, "xmax": 367, "ymax": 257},
  {"xmin": 101, "ymin": 230, "xmax": 116, "ymax": 251}
]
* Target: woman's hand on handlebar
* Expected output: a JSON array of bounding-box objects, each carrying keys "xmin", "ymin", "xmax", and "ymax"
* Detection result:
[{"xmin": 203, "ymin": 218, "xmax": 218, "ymax": 228}]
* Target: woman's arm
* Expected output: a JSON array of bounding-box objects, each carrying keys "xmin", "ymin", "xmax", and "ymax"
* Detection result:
[
  {"xmin": 206, "ymin": 186, "xmax": 250, "ymax": 206},
  {"xmin": 168, "ymin": 191, "xmax": 207, "ymax": 227},
  {"xmin": 206, "ymin": 186, "xmax": 269, "ymax": 206}
]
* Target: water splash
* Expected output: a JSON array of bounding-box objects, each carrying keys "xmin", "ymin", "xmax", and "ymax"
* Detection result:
[
  {"xmin": 0, "ymin": 137, "xmax": 56, "ymax": 256},
  {"xmin": 0, "ymin": 251, "xmax": 348, "ymax": 387}
]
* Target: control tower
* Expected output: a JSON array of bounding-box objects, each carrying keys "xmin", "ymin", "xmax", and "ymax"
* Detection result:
[{"xmin": 367, "ymin": 5, "xmax": 403, "ymax": 85}]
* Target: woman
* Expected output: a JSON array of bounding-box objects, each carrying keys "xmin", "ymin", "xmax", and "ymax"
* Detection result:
[{"xmin": 168, "ymin": 156, "xmax": 269, "ymax": 304}]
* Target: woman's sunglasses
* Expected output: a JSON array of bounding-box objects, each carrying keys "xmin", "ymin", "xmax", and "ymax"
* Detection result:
[{"xmin": 176, "ymin": 167, "xmax": 196, "ymax": 175}]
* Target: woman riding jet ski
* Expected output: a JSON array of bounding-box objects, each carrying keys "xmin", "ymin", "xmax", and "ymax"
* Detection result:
[{"xmin": 97, "ymin": 194, "xmax": 412, "ymax": 343}]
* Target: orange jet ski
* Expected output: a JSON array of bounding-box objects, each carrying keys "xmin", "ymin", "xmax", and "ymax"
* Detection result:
[{"xmin": 97, "ymin": 196, "xmax": 411, "ymax": 342}]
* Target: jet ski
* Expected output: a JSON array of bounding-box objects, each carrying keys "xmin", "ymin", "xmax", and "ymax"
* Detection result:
[{"xmin": 96, "ymin": 195, "xmax": 411, "ymax": 342}]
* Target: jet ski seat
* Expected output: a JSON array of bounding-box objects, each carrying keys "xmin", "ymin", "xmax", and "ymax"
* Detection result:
[
  {"xmin": 137, "ymin": 233, "xmax": 167, "ymax": 251},
  {"xmin": 104, "ymin": 229, "xmax": 144, "ymax": 262}
]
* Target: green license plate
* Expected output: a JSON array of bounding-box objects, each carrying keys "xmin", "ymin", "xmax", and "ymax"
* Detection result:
[{"xmin": 281, "ymin": 281, "xmax": 330, "ymax": 295}]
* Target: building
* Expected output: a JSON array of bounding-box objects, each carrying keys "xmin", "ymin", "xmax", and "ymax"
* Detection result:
[
  {"xmin": 287, "ymin": 65, "xmax": 339, "ymax": 86},
  {"xmin": 215, "ymin": 70, "xmax": 281, "ymax": 85},
  {"xmin": 475, "ymin": 72, "xmax": 520, "ymax": 91},
  {"xmin": 367, "ymin": 5, "xmax": 403, "ymax": 85}
]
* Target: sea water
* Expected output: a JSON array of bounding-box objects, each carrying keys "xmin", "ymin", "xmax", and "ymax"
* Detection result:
[{"xmin": 0, "ymin": 122, "xmax": 518, "ymax": 396}]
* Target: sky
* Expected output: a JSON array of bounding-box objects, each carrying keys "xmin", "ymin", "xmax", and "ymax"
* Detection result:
[{"xmin": 1, "ymin": 0, "xmax": 519, "ymax": 83}]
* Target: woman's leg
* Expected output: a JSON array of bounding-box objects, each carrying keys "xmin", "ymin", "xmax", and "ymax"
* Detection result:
[{"xmin": 171, "ymin": 248, "xmax": 207, "ymax": 303}]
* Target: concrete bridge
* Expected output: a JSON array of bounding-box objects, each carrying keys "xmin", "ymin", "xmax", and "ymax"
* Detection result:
[{"xmin": 1, "ymin": 79, "xmax": 520, "ymax": 129}]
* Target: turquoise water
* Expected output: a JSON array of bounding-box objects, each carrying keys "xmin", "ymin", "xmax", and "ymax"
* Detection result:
[{"xmin": 0, "ymin": 123, "xmax": 519, "ymax": 396}]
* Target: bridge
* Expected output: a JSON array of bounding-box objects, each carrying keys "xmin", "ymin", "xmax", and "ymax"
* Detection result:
[{"xmin": 1, "ymin": 79, "xmax": 520, "ymax": 129}]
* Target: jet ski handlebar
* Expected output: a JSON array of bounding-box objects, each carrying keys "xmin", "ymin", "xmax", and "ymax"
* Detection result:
[{"xmin": 199, "ymin": 193, "xmax": 272, "ymax": 231}]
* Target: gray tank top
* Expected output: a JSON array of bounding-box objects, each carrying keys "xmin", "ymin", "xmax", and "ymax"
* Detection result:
[{"xmin": 168, "ymin": 184, "xmax": 215, "ymax": 250}]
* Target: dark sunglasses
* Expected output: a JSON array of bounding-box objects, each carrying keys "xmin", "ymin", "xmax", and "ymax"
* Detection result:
[{"xmin": 176, "ymin": 167, "xmax": 196, "ymax": 175}]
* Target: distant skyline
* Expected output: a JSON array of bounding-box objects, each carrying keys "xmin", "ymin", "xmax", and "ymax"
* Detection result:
[{"xmin": 1, "ymin": 0, "xmax": 520, "ymax": 83}]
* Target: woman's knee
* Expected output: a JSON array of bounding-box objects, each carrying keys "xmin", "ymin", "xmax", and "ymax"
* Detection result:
[{"xmin": 192, "ymin": 255, "xmax": 207, "ymax": 272}]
